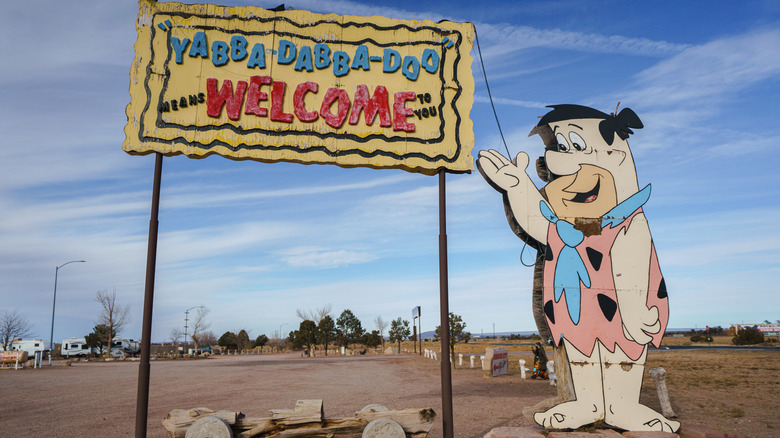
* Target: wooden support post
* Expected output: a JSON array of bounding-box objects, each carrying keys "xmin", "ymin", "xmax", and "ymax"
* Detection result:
[{"xmin": 649, "ymin": 367, "xmax": 677, "ymax": 418}]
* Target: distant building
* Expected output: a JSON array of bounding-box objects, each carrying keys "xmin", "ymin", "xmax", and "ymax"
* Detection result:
[{"xmin": 729, "ymin": 323, "xmax": 780, "ymax": 336}]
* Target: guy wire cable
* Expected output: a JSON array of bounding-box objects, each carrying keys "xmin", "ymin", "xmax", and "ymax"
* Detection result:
[{"xmin": 474, "ymin": 27, "xmax": 511, "ymax": 158}]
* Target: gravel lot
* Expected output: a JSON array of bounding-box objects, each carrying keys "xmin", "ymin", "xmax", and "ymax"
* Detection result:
[{"xmin": 0, "ymin": 353, "xmax": 551, "ymax": 437}]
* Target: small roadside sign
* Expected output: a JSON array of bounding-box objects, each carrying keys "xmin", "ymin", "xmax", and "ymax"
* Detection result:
[{"xmin": 491, "ymin": 348, "xmax": 508, "ymax": 377}]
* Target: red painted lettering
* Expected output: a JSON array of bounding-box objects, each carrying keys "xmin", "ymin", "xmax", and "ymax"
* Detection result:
[
  {"xmin": 207, "ymin": 78, "xmax": 247, "ymax": 120},
  {"xmin": 270, "ymin": 81, "xmax": 294, "ymax": 123},
  {"xmin": 320, "ymin": 88, "xmax": 351, "ymax": 129},
  {"xmin": 392, "ymin": 91, "xmax": 416, "ymax": 132},
  {"xmin": 245, "ymin": 75, "xmax": 272, "ymax": 117},
  {"xmin": 293, "ymin": 81, "xmax": 319, "ymax": 122},
  {"xmin": 349, "ymin": 85, "xmax": 391, "ymax": 127}
]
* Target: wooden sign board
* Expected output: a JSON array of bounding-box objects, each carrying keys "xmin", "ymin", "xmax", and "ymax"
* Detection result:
[{"xmin": 124, "ymin": 0, "xmax": 475, "ymax": 175}]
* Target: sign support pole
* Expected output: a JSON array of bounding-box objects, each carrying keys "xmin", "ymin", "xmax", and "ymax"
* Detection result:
[
  {"xmin": 438, "ymin": 170, "xmax": 454, "ymax": 438},
  {"xmin": 135, "ymin": 152, "xmax": 163, "ymax": 438}
]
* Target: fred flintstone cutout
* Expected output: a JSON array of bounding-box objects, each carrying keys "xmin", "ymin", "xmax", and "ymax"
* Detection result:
[{"xmin": 477, "ymin": 104, "xmax": 679, "ymax": 432}]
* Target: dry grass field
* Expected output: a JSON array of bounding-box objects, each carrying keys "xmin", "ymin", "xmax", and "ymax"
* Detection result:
[{"xmin": 404, "ymin": 336, "xmax": 779, "ymax": 437}]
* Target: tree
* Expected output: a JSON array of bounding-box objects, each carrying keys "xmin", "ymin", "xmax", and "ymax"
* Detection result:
[
  {"xmin": 733, "ymin": 327, "xmax": 765, "ymax": 345},
  {"xmin": 0, "ymin": 309, "xmax": 34, "ymax": 351},
  {"xmin": 218, "ymin": 331, "xmax": 238, "ymax": 350},
  {"xmin": 363, "ymin": 330, "xmax": 382, "ymax": 349},
  {"xmin": 85, "ymin": 324, "xmax": 115, "ymax": 355},
  {"xmin": 336, "ymin": 309, "xmax": 365, "ymax": 349},
  {"xmin": 290, "ymin": 320, "xmax": 318, "ymax": 356},
  {"xmin": 296, "ymin": 304, "xmax": 332, "ymax": 324},
  {"xmin": 434, "ymin": 312, "xmax": 471, "ymax": 358},
  {"xmin": 254, "ymin": 334, "xmax": 269, "ymax": 352},
  {"xmin": 317, "ymin": 315, "xmax": 336, "ymax": 356},
  {"xmin": 198, "ymin": 330, "xmax": 217, "ymax": 346},
  {"xmin": 189, "ymin": 307, "xmax": 210, "ymax": 352},
  {"xmin": 236, "ymin": 329, "xmax": 251, "ymax": 351},
  {"xmin": 95, "ymin": 289, "xmax": 130, "ymax": 358},
  {"xmin": 388, "ymin": 318, "xmax": 410, "ymax": 352},
  {"xmin": 169, "ymin": 327, "xmax": 184, "ymax": 345},
  {"xmin": 374, "ymin": 316, "xmax": 388, "ymax": 348}
]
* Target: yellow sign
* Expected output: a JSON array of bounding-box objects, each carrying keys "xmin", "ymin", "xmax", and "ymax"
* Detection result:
[{"xmin": 124, "ymin": 0, "xmax": 475, "ymax": 175}]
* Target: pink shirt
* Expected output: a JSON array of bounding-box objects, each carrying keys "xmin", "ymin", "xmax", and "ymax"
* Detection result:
[{"xmin": 543, "ymin": 208, "xmax": 669, "ymax": 361}]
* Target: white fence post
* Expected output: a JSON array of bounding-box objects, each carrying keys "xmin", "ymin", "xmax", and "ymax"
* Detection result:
[
  {"xmin": 548, "ymin": 360, "xmax": 557, "ymax": 386},
  {"xmin": 519, "ymin": 359, "xmax": 526, "ymax": 379},
  {"xmin": 470, "ymin": 355, "xmax": 475, "ymax": 368}
]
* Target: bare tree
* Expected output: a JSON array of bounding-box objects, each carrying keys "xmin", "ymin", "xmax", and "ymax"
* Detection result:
[
  {"xmin": 189, "ymin": 307, "xmax": 210, "ymax": 352},
  {"xmin": 374, "ymin": 316, "xmax": 388, "ymax": 347},
  {"xmin": 296, "ymin": 303, "xmax": 332, "ymax": 324},
  {"xmin": 96, "ymin": 289, "xmax": 130, "ymax": 358},
  {"xmin": 169, "ymin": 327, "xmax": 184, "ymax": 345},
  {"xmin": 1, "ymin": 310, "xmax": 34, "ymax": 351},
  {"xmin": 195, "ymin": 330, "xmax": 217, "ymax": 347}
]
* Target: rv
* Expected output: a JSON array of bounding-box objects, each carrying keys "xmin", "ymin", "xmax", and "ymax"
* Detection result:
[
  {"xmin": 112, "ymin": 337, "xmax": 141, "ymax": 356},
  {"xmin": 61, "ymin": 338, "xmax": 92, "ymax": 358},
  {"xmin": 4, "ymin": 339, "xmax": 50, "ymax": 357}
]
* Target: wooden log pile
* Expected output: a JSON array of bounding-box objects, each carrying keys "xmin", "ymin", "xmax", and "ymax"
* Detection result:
[{"xmin": 162, "ymin": 399, "xmax": 436, "ymax": 438}]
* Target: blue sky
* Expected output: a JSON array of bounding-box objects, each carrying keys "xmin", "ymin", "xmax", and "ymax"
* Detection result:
[{"xmin": 2, "ymin": 0, "xmax": 779, "ymax": 344}]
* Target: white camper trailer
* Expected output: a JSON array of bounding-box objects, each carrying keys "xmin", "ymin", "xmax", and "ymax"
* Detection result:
[
  {"xmin": 112, "ymin": 337, "xmax": 140, "ymax": 356},
  {"xmin": 61, "ymin": 338, "xmax": 91, "ymax": 357},
  {"xmin": 7, "ymin": 339, "xmax": 50, "ymax": 357}
]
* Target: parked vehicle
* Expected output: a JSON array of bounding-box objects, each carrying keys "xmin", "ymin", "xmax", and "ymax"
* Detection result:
[
  {"xmin": 61, "ymin": 338, "xmax": 91, "ymax": 358},
  {"xmin": 112, "ymin": 337, "xmax": 140, "ymax": 355},
  {"xmin": 3, "ymin": 339, "xmax": 50, "ymax": 357}
]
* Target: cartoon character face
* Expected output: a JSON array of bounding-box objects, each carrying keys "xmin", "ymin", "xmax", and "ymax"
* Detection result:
[
  {"xmin": 543, "ymin": 117, "xmax": 639, "ymax": 218},
  {"xmin": 544, "ymin": 164, "xmax": 617, "ymax": 219}
]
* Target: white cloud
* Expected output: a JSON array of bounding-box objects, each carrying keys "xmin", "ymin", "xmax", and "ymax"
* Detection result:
[
  {"xmin": 0, "ymin": 2, "xmax": 136, "ymax": 83},
  {"xmin": 623, "ymin": 28, "xmax": 780, "ymax": 109},
  {"xmin": 475, "ymin": 23, "xmax": 690, "ymax": 61},
  {"xmin": 279, "ymin": 247, "xmax": 378, "ymax": 268},
  {"xmin": 160, "ymin": 173, "xmax": 417, "ymax": 209},
  {"xmin": 474, "ymin": 94, "xmax": 547, "ymax": 109}
]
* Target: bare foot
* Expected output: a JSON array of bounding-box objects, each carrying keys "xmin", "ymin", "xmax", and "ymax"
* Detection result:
[
  {"xmin": 533, "ymin": 400, "xmax": 603, "ymax": 429},
  {"xmin": 606, "ymin": 403, "xmax": 680, "ymax": 432}
]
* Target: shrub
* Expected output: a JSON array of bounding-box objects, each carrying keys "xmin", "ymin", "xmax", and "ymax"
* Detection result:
[{"xmin": 732, "ymin": 327, "xmax": 764, "ymax": 345}]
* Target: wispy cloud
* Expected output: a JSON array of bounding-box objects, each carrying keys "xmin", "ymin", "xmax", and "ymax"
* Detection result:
[
  {"xmin": 622, "ymin": 28, "xmax": 780, "ymax": 109},
  {"xmin": 279, "ymin": 247, "xmax": 378, "ymax": 268},
  {"xmin": 474, "ymin": 94, "xmax": 547, "ymax": 109},
  {"xmin": 161, "ymin": 173, "xmax": 417, "ymax": 209},
  {"xmin": 475, "ymin": 23, "xmax": 690, "ymax": 60}
]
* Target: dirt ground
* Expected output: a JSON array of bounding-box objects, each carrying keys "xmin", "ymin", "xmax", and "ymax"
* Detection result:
[{"xmin": 1, "ymin": 348, "xmax": 777, "ymax": 437}]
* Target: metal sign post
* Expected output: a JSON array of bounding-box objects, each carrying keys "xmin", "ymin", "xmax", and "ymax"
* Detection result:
[
  {"xmin": 438, "ymin": 170, "xmax": 454, "ymax": 438},
  {"xmin": 135, "ymin": 153, "xmax": 163, "ymax": 438}
]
